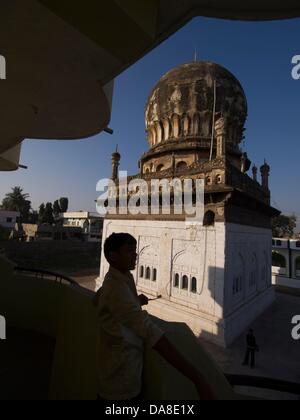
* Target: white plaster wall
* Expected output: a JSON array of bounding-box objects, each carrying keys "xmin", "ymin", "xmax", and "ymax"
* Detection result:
[
  {"xmin": 97, "ymin": 220, "xmax": 275, "ymax": 347},
  {"xmin": 0, "ymin": 211, "xmax": 19, "ymax": 229},
  {"xmin": 224, "ymin": 224, "xmax": 273, "ymax": 317},
  {"xmin": 272, "ymin": 275, "xmax": 300, "ymax": 289},
  {"xmin": 98, "ymin": 219, "xmax": 226, "ymax": 321}
]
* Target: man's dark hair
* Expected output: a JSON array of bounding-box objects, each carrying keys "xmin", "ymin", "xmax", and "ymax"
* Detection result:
[{"xmin": 104, "ymin": 233, "xmax": 137, "ymax": 264}]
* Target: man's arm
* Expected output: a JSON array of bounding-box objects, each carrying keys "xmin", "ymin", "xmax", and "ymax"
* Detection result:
[
  {"xmin": 107, "ymin": 283, "xmax": 215, "ymax": 399},
  {"xmin": 153, "ymin": 335, "xmax": 215, "ymax": 400}
]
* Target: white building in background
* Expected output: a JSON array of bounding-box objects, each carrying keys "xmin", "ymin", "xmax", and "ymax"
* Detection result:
[
  {"xmin": 272, "ymin": 238, "xmax": 300, "ymax": 289},
  {"xmin": 0, "ymin": 210, "xmax": 20, "ymax": 229},
  {"xmin": 98, "ymin": 61, "xmax": 279, "ymax": 347},
  {"xmin": 62, "ymin": 212, "xmax": 104, "ymax": 242}
]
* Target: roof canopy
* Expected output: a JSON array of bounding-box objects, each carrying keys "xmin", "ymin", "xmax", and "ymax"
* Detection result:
[{"xmin": 1, "ymin": 0, "xmax": 300, "ymax": 170}]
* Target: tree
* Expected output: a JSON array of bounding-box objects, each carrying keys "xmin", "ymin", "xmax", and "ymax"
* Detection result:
[
  {"xmin": 272, "ymin": 215, "xmax": 297, "ymax": 238},
  {"xmin": 44, "ymin": 203, "xmax": 54, "ymax": 225},
  {"xmin": 38, "ymin": 204, "xmax": 46, "ymax": 224},
  {"xmin": 59, "ymin": 197, "xmax": 69, "ymax": 213},
  {"xmin": 53, "ymin": 200, "xmax": 61, "ymax": 219},
  {"xmin": 28, "ymin": 211, "xmax": 39, "ymax": 225},
  {"xmin": 1, "ymin": 187, "xmax": 31, "ymax": 223}
]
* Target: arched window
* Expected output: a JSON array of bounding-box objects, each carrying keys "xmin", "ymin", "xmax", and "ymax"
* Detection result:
[
  {"xmin": 174, "ymin": 273, "xmax": 180, "ymax": 288},
  {"xmin": 249, "ymin": 254, "xmax": 258, "ymax": 289},
  {"xmin": 233, "ymin": 254, "xmax": 245, "ymax": 296},
  {"xmin": 203, "ymin": 211, "xmax": 215, "ymax": 227},
  {"xmin": 176, "ymin": 161, "xmax": 188, "ymax": 171},
  {"xmin": 140, "ymin": 266, "xmax": 144, "ymax": 278},
  {"xmin": 156, "ymin": 164, "xmax": 165, "ymax": 172},
  {"xmin": 233, "ymin": 276, "xmax": 243, "ymax": 295},
  {"xmin": 206, "ymin": 176, "xmax": 212, "ymax": 186},
  {"xmin": 152, "ymin": 269, "xmax": 157, "ymax": 282},
  {"xmin": 191, "ymin": 277, "xmax": 197, "ymax": 294},
  {"xmin": 146, "ymin": 267, "xmax": 151, "ymax": 280},
  {"xmin": 182, "ymin": 275, "xmax": 189, "ymax": 290},
  {"xmin": 272, "ymin": 251, "xmax": 287, "ymax": 268}
]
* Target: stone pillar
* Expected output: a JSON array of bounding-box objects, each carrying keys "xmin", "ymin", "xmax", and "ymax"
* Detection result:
[{"xmin": 215, "ymin": 117, "xmax": 227, "ymax": 158}]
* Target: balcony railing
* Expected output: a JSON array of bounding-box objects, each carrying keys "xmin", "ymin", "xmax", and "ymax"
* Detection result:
[
  {"xmin": 14, "ymin": 267, "xmax": 78, "ymax": 286},
  {"xmin": 226, "ymin": 374, "xmax": 300, "ymax": 397}
]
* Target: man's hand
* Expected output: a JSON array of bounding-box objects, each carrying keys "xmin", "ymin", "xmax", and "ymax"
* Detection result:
[{"xmin": 138, "ymin": 294, "xmax": 149, "ymax": 307}]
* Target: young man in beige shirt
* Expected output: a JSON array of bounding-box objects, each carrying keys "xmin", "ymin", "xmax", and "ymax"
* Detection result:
[{"xmin": 95, "ymin": 233, "xmax": 214, "ymax": 401}]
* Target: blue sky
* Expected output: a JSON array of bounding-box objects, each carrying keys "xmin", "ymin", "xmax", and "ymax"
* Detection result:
[{"xmin": 1, "ymin": 17, "xmax": 300, "ymax": 228}]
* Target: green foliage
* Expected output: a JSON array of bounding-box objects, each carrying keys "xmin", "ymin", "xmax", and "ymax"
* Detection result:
[
  {"xmin": 44, "ymin": 203, "xmax": 54, "ymax": 225},
  {"xmin": 53, "ymin": 200, "xmax": 61, "ymax": 218},
  {"xmin": 0, "ymin": 186, "xmax": 31, "ymax": 223},
  {"xmin": 38, "ymin": 203, "xmax": 46, "ymax": 224},
  {"xmin": 272, "ymin": 215, "xmax": 297, "ymax": 239},
  {"xmin": 59, "ymin": 198, "xmax": 69, "ymax": 213}
]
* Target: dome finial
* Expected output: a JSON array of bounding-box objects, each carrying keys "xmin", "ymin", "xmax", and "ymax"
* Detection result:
[{"xmin": 194, "ymin": 47, "xmax": 198, "ymax": 63}]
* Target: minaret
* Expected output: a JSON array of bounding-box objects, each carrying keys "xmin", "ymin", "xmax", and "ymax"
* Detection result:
[
  {"xmin": 252, "ymin": 165, "xmax": 258, "ymax": 182},
  {"xmin": 260, "ymin": 159, "xmax": 270, "ymax": 191},
  {"xmin": 111, "ymin": 146, "xmax": 121, "ymax": 181},
  {"xmin": 215, "ymin": 117, "xmax": 227, "ymax": 158},
  {"xmin": 241, "ymin": 152, "xmax": 249, "ymax": 174}
]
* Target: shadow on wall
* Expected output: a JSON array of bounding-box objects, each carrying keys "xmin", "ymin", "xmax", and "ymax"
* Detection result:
[{"xmin": 195, "ymin": 266, "xmax": 227, "ymax": 347}]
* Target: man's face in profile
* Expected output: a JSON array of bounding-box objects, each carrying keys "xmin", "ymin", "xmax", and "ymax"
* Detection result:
[{"xmin": 111, "ymin": 242, "xmax": 137, "ymax": 272}]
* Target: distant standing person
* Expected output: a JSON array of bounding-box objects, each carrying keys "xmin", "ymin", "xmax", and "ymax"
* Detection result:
[{"xmin": 243, "ymin": 329, "xmax": 259, "ymax": 369}]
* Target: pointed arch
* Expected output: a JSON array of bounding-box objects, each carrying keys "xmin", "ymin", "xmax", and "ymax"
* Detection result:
[{"xmin": 176, "ymin": 161, "xmax": 188, "ymax": 172}]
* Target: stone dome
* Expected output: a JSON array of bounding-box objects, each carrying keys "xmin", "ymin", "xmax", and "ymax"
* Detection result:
[{"xmin": 145, "ymin": 61, "xmax": 248, "ymax": 151}]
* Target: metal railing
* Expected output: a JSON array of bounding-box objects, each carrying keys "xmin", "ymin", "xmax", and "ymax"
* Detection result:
[{"xmin": 14, "ymin": 266, "xmax": 78, "ymax": 286}]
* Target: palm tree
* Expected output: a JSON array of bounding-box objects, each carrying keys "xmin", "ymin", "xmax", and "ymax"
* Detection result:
[{"xmin": 1, "ymin": 187, "xmax": 31, "ymax": 222}]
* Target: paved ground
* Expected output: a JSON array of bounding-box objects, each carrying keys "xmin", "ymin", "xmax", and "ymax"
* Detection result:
[
  {"xmin": 199, "ymin": 292, "xmax": 300, "ymax": 399},
  {"xmin": 71, "ymin": 271, "xmax": 98, "ymax": 291}
]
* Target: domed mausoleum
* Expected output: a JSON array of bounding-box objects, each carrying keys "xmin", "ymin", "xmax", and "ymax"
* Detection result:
[
  {"xmin": 98, "ymin": 61, "xmax": 280, "ymax": 347},
  {"xmin": 143, "ymin": 62, "xmax": 247, "ymax": 174}
]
